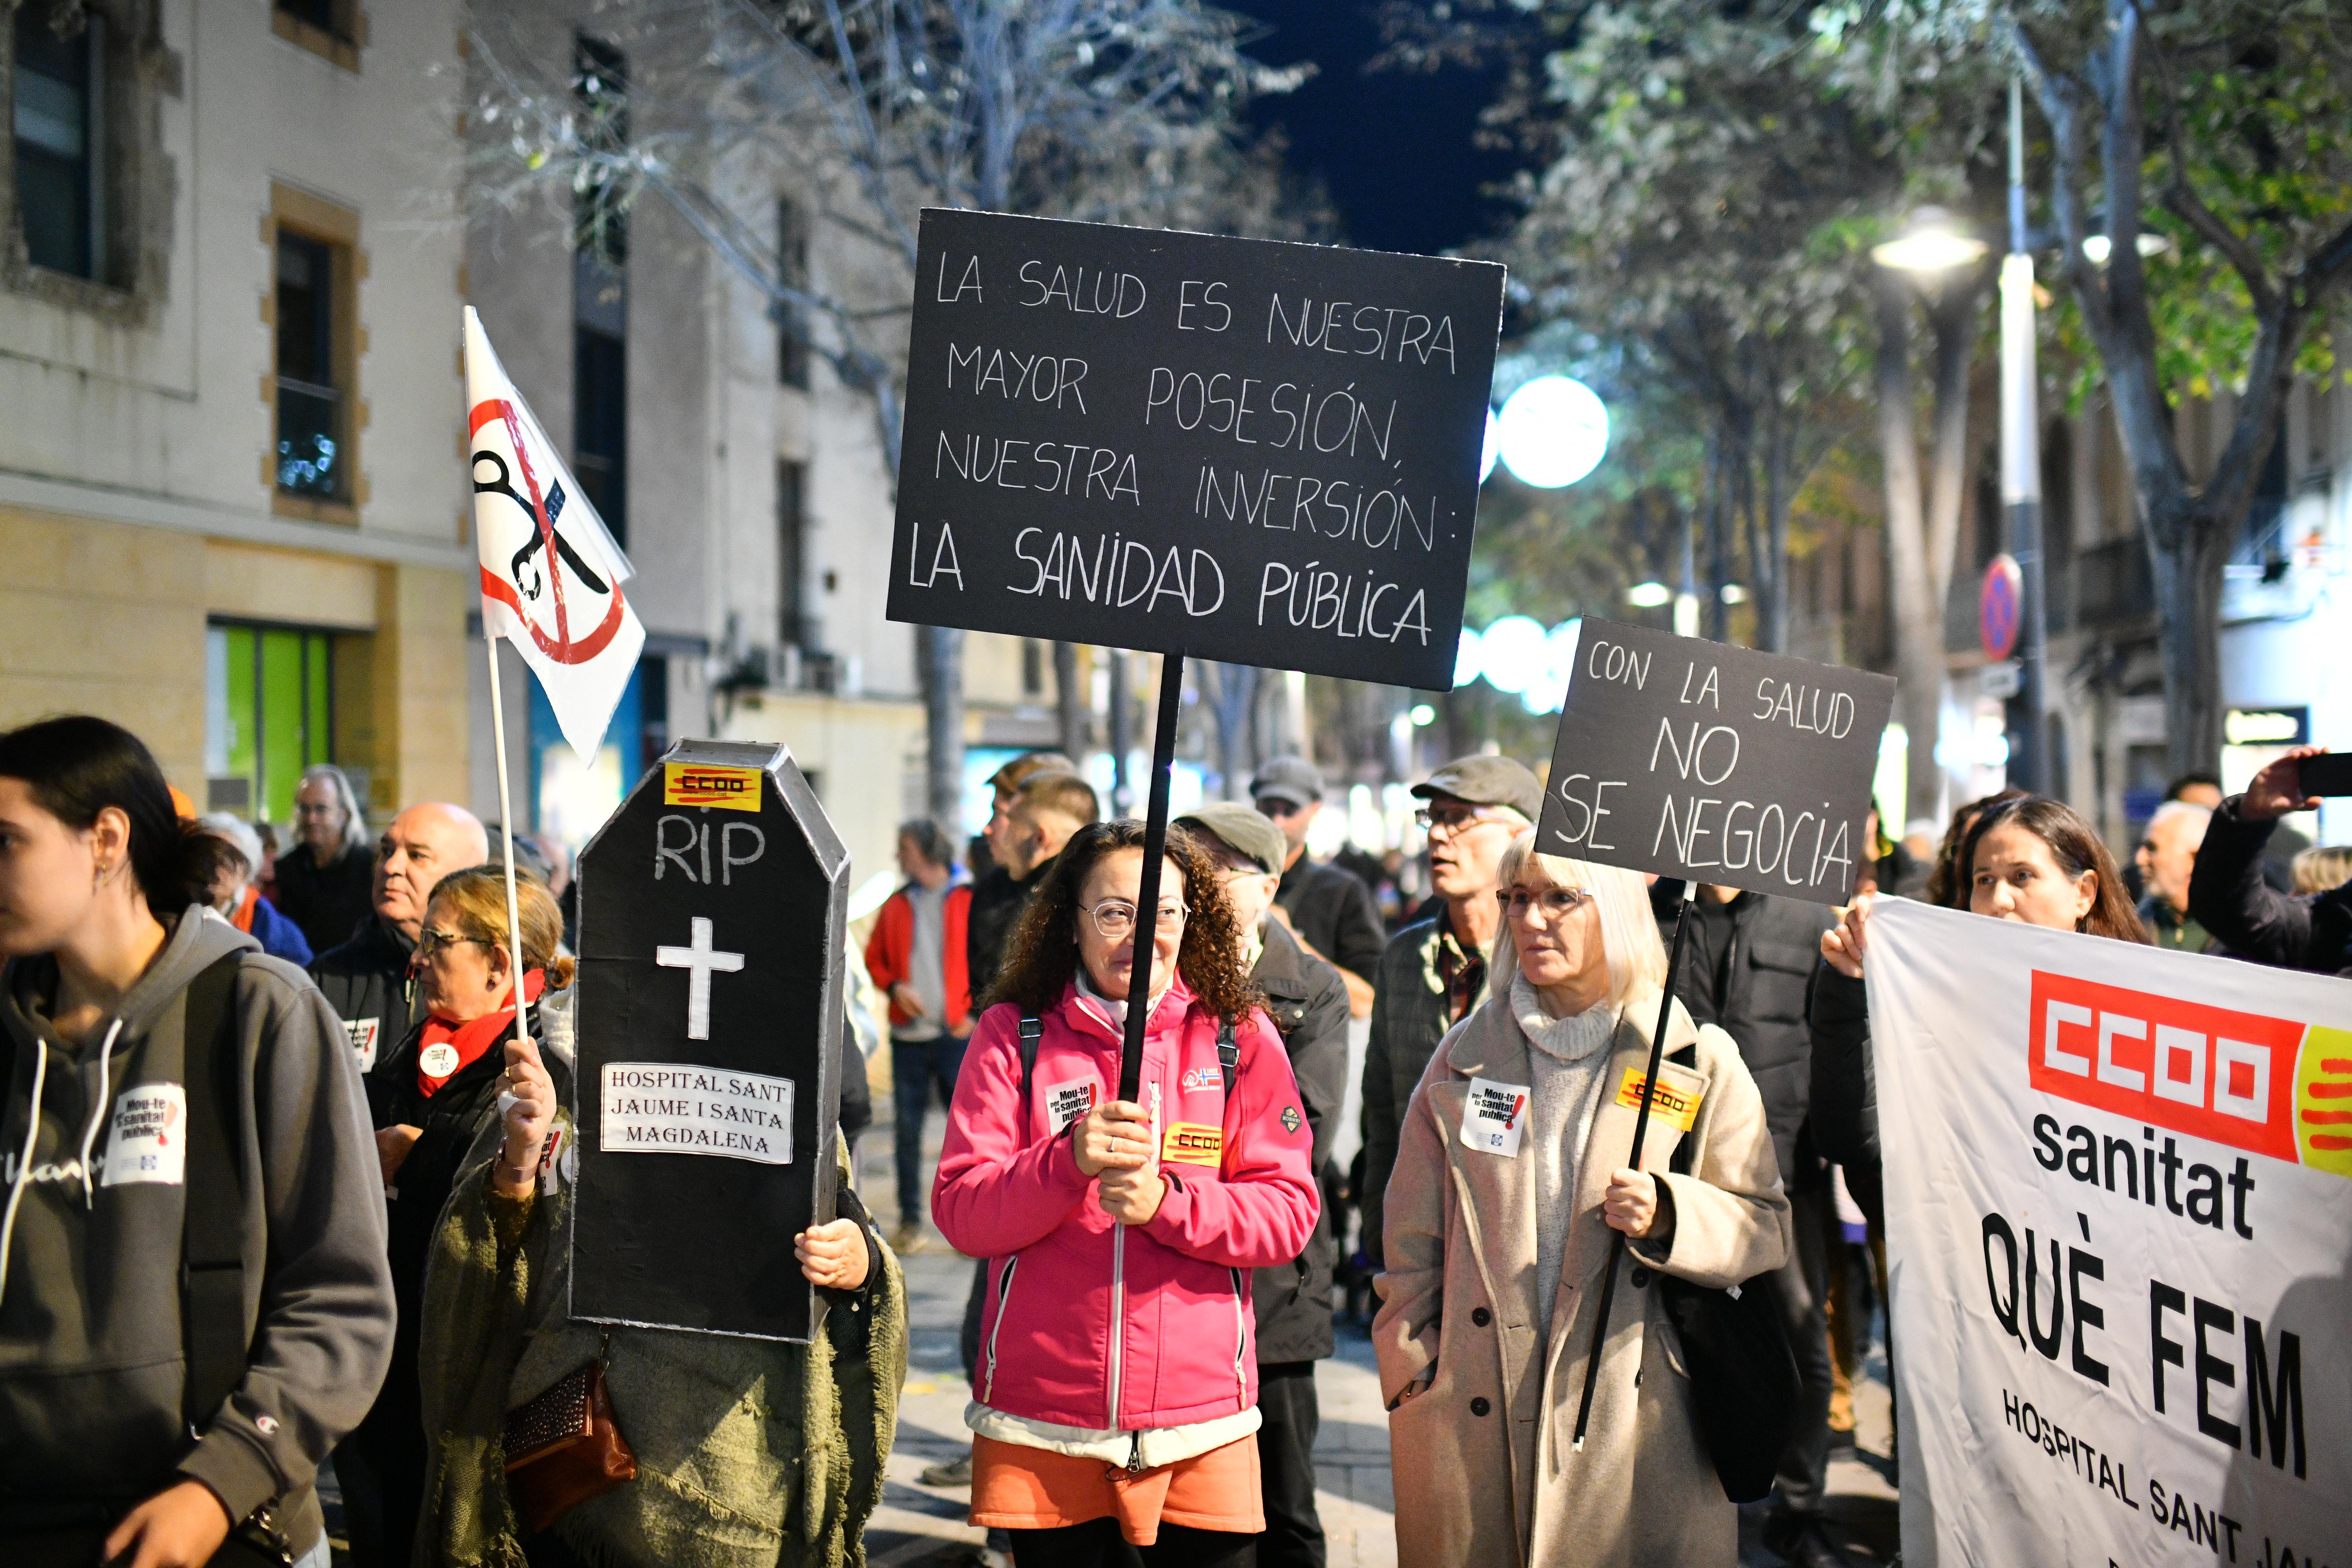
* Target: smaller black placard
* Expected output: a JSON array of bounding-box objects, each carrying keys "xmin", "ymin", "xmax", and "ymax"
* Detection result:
[{"xmin": 1535, "ymin": 620, "xmax": 1896, "ymax": 906}]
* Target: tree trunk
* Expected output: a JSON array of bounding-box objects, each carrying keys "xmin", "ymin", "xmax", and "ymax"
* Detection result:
[
  {"xmin": 1876, "ymin": 275, "xmax": 1950, "ymax": 830},
  {"xmin": 1053, "ymin": 641, "xmax": 1087, "ymax": 761},
  {"xmin": 1208, "ymin": 662, "xmax": 1259, "ymax": 799},
  {"xmin": 919, "ymin": 624, "xmax": 965, "ymax": 830},
  {"xmin": 2146, "ymin": 513, "xmax": 2232, "ymax": 777},
  {"xmin": 1108, "ymin": 647, "xmax": 1133, "ymax": 816}
]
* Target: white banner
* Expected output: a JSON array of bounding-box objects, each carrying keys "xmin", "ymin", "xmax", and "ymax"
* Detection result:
[{"xmin": 1868, "ymin": 898, "xmax": 2351, "ymax": 1568}]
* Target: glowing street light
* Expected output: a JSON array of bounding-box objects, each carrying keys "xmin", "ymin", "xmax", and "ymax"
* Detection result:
[
  {"xmin": 2081, "ymin": 231, "xmax": 2172, "ymax": 266},
  {"xmin": 1625, "ymin": 581, "xmax": 1673, "ymax": 608},
  {"xmin": 1453, "ymin": 626, "xmax": 1482, "ymax": 688},
  {"xmin": 1495, "ymin": 376, "xmax": 1609, "ymax": 488},
  {"xmin": 1477, "ymin": 615, "xmax": 1547, "ymax": 694},
  {"xmin": 1871, "ymin": 206, "xmax": 1990, "ymax": 275}
]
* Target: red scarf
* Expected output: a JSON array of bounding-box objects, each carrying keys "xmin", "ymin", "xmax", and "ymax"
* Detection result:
[{"xmin": 418, "ymin": 969, "xmax": 545, "ymax": 1096}]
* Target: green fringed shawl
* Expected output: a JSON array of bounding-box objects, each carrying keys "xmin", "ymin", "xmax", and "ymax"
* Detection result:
[{"xmin": 414, "ymin": 1110, "xmax": 907, "ymax": 1568}]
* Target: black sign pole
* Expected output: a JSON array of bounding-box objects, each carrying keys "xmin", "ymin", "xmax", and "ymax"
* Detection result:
[
  {"xmin": 1569, "ymin": 876, "xmax": 1698, "ymax": 1450},
  {"xmin": 1118, "ymin": 650, "xmax": 1185, "ymax": 1105}
]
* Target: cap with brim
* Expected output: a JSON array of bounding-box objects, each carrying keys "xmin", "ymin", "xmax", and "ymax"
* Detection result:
[
  {"xmin": 1249, "ymin": 755, "xmax": 1323, "ymax": 809},
  {"xmin": 1175, "ymin": 803, "xmax": 1287, "ymax": 878},
  {"xmin": 1411, "ymin": 755, "xmax": 1544, "ymax": 824}
]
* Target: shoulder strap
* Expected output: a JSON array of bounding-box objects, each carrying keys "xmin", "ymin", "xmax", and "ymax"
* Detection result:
[
  {"xmin": 1216, "ymin": 1017, "xmax": 1239, "ymax": 1085},
  {"xmin": 1017, "ymin": 1014, "xmax": 1043, "ymax": 1137},
  {"xmin": 181, "ymin": 953, "xmax": 252, "ymax": 1435}
]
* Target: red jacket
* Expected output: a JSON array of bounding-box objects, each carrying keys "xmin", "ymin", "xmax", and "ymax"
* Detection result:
[
  {"xmin": 864, "ymin": 881, "xmax": 972, "ymax": 1033},
  {"xmin": 933, "ymin": 981, "xmax": 1318, "ymax": 1432}
]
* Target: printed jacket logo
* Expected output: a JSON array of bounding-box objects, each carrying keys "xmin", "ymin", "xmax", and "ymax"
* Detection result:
[{"xmin": 1180, "ymin": 1065, "xmax": 1223, "ymax": 1092}]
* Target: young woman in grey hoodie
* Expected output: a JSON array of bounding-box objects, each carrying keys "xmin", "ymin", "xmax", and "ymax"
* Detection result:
[{"xmin": 0, "ymin": 716, "xmax": 394, "ymax": 1568}]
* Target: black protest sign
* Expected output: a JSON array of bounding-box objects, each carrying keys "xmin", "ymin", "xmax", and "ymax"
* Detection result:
[
  {"xmin": 571, "ymin": 739, "xmax": 849, "ymax": 1342},
  {"xmin": 888, "ymin": 209, "xmax": 1506, "ymax": 689},
  {"xmin": 1536, "ymin": 620, "xmax": 1896, "ymax": 905}
]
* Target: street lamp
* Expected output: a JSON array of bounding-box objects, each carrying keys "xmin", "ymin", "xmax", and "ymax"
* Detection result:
[
  {"xmin": 2080, "ymin": 231, "xmax": 2172, "ymax": 266},
  {"xmin": 1870, "ymin": 207, "xmax": 1989, "ymax": 275}
]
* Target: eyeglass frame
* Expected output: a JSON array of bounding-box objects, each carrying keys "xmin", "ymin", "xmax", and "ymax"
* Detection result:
[
  {"xmin": 417, "ymin": 926, "xmax": 496, "ymax": 959},
  {"xmin": 1496, "ymin": 885, "xmax": 1596, "ymax": 922},
  {"xmin": 1415, "ymin": 801, "xmax": 1521, "ymax": 836},
  {"xmin": 1078, "ymin": 898, "xmax": 1189, "ymax": 942}
]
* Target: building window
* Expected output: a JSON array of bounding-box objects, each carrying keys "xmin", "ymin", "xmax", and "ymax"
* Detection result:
[
  {"xmin": 778, "ymin": 196, "xmax": 809, "ymax": 389},
  {"xmin": 573, "ymin": 322, "xmax": 626, "ymax": 546},
  {"xmin": 571, "ymin": 34, "xmax": 628, "ymax": 547},
  {"xmin": 273, "ymin": 0, "xmax": 362, "ymax": 72},
  {"xmin": 778, "ymin": 459, "xmax": 813, "ymax": 649},
  {"xmin": 275, "ymin": 231, "xmax": 345, "ymax": 499},
  {"xmin": 205, "ymin": 622, "xmax": 335, "ymax": 824},
  {"xmin": 12, "ymin": 5, "xmax": 104, "ymax": 281},
  {"xmin": 573, "ymin": 34, "xmax": 628, "ymax": 268}
]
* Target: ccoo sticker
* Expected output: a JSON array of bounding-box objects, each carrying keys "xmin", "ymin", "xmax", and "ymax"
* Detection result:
[
  {"xmin": 1161, "ymin": 1122, "xmax": 1224, "ymax": 1168},
  {"xmin": 663, "ymin": 762, "xmax": 763, "ymax": 812}
]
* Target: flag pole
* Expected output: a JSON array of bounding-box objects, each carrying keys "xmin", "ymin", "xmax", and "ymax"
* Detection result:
[{"xmin": 485, "ymin": 631, "xmax": 533, "ymax": 1056}]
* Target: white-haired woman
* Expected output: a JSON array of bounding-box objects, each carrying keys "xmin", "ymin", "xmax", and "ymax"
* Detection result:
[{"xmin": 1373, "ymin": 835, "xmax": 1790, "ymax": 1567}]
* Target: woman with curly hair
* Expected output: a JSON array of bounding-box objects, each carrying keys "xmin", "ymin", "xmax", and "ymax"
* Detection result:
[{"xmin": 933, "ymin": 819, "xmax": 1319, "ymax": 1568}]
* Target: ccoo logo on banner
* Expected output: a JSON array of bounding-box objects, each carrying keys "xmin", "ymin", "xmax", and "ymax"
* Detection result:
[{"xmin": 1867, "ymin": 898, "xmax": 2350, "ymax": 1567}]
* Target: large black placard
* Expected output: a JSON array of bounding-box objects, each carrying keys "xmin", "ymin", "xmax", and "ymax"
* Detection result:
[
  {"xmin": 571, "ymin": 739, "xmax": 848, "ymax": 1342},
  {"xmin": 1536, "ymin": 620, "xmax": 1897, "ymax": 905},
  {"xmin": 889, "ymin": 209, "xmax": 1505, "ymax": 688}
]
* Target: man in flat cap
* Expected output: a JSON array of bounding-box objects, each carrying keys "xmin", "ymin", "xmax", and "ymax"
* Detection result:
[
  {"xmin": 1176, "ymin": 802, "xmax": 1351, "ymax": 1568},
  {"xmin": 1358, "ymin": 755, "xmax": 1543, "ymax": 1276},
  {"xmin": 1250, "ymin": 756, "xmax": 1385, "ymax": 1018}
]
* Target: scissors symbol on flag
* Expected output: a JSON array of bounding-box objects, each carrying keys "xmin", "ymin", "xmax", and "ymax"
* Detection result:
[
  {"xmin": 472, "ymin": 451, "xmax": 610, "ymax": 603},
  {"xmin": 468, "ymin": 397, "xmax": 629, "ymax": 666}
]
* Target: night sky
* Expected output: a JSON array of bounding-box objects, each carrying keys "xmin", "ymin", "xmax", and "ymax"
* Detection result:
[{"xmin": 1227, "ymin": 1, "xmax": 1527, "ymax": 258}]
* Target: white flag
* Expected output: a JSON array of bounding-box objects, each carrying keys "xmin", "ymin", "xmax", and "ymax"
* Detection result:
[{"xmin": 464, "ymin": 306, "xmax": 645, "ymax": 761}]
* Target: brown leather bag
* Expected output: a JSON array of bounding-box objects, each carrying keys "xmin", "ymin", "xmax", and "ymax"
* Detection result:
[{"xmin": 501, "ymin": 1359, "xmax": 637, "ymax": 1535}]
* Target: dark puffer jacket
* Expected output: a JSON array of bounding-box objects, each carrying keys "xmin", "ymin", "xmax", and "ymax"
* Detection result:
[
  {"xmin": 1249, "ymin": 919, "xmax": 1351, "ymax": 1364},
  {"xmin": 1662, "ymin": 889, "xmax": 1836, "ymax": 1190}
]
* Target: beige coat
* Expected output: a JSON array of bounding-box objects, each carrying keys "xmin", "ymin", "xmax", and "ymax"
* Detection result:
[{"xmin": 1372, "ymin": 985, "xmax": 1790, "ymax": 1568}]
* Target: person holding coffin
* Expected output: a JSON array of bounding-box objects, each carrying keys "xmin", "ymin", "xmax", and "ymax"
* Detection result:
[
  {"xmin": 399, "ymin": 876, "xmax": 907, "ymax": 1568},
  {"xmin": 1374, "ymin": 834, "xmax": 1789, "ymax": 1567},
  {"xmin": 933, "ymin": 820, "xmax": 1318, "ymax": 1567},
  {"xmin": 1176, "ymin": 803, "xmax": 1351, "ymax": 1568}
]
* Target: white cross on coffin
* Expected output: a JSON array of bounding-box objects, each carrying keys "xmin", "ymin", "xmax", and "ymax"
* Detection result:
[{"xmin": 655, "ymin": 916, "xmax": 745, "ymax": 1041}]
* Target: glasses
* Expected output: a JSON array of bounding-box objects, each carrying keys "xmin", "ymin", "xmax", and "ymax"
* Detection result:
[
  {"xmin": 417, "ymin": 927, "xmax": 492, "ymax": 959},
  {"xmin": 294, "ymin": 801, "xmax": 342, "ymax": 818},
  {"xmin": 1416, "ymin": 803, "xmax": 1510, "ymax": 836},
  {"xmin": 1498, "ymin": 886, "xmax": 1594, "ymax": 921},
  {"xmin": 1081, "ymin": 900, "xmax": 1187, "ymax": 942}
]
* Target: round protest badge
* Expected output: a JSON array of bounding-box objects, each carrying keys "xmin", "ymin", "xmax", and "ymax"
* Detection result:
[{"xmin": 420, "ymin": 1042, "xmax": 461, "ymax": 1079}]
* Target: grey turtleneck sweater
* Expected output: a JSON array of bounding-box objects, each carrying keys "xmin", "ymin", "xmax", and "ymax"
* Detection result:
[{"xmin": 1512, "ymin": 976, "xmax": 1620, "ymax": 1345}]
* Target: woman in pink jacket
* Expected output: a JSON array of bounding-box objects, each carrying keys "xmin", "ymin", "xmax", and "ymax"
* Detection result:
[{"xmin": 933, "ymin": 819, "xmax": 1319, "ymax": 1567}]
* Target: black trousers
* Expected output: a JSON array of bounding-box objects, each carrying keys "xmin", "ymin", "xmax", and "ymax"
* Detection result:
[
  {"xmin": 1773, "ymin": 1186, "xmax": 1836, "ymax": 1516},
  {"xmin": 1254, "ymin": 1362, "xmax": 1325, "ymax": 1568},
  {"xmin": 1011, "ymin": 1518, "xmax": 1256, "ymax": 1568}
]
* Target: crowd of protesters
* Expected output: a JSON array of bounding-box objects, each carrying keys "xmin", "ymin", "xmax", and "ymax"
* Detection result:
[{"xmin": 2, "ymin": 703, "xmax": 2343, "ymax": 1568}]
